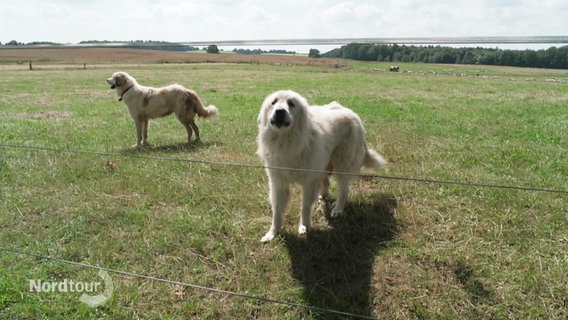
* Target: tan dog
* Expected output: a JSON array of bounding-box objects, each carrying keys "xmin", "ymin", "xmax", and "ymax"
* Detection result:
[{"xmin": 107, "ymin": 72, "xmax": 218, "ymax": 147}]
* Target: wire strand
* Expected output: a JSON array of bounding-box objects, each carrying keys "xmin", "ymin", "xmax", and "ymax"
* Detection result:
[
  {"xmin": 0, "ymin": 246, "xmax": 378, "ymax": 320},
  {"xmin": 1, "ymin": 143, "xmax": 567, "ymax": 194}
]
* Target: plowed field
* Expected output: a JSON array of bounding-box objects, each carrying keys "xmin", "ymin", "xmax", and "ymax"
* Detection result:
[{"xmin": 0, "ymin": 46, "xmax": 346, "ymax": 67}]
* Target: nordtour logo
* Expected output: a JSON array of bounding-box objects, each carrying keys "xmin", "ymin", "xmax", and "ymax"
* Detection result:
[{"xmin": 29, "ymin": 269, "xmax": 113, "ymax": 307}]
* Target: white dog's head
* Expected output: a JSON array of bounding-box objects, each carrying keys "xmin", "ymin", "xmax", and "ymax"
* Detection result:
[{"xmin": 258, "ymin": 90, "xmax": 309, "ymax": 130}]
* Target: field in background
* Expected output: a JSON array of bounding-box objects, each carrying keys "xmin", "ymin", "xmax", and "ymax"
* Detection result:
[
  {"xmin": 0, "ymin": 47, "xmax": 344, "ymax": 68},
  {"xmin": 0, "ymin": 52, "xmax": 567, "ymax": 319}
]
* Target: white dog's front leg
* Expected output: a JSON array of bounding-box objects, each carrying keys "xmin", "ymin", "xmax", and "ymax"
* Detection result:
[
  {"xmin": 320, "ymin": 174, "xmax": 330, "ymax": 201},
  {"xmin": 299, "ymin": 182, "xmax": 320, "ymax": 235},
  {"xmin": 330, "ymin": 176, "xmax": 351, "ymax": 217},
  {"xmin": 261, "ymin": 182, "xmax": 290, "ymax": 243}
]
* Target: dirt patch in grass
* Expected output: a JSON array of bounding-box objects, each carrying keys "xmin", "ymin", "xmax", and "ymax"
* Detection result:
[{"xmin": 11, "ymin": 110, "xmax": 72, "ymax": 119}]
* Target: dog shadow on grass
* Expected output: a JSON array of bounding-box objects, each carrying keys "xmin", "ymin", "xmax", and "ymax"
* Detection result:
[
  {"xmin": 121, "ymin": 140, "xmax": 219, "ymax": 154},
  {"xmin": 282, "ymin": 192, "xmax": 398, "ymax": 319}
]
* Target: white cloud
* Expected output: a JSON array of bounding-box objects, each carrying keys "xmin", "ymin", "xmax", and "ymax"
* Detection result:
[
  {"xmin": 0, "ymin": 0, "xmax": 566, "ymax": 45},
  {"xmin": 318, "ymin": 2, "xmax": 381, "ymax": 22},
  {"xmin": 353, "ymin": 4, "xmax": 382, "ymax": 21},
  {"xmin": 319, "ymin": 2, "xmax": 355, "ymax": 21},
  {"xmin": 242, "ymin": 5, "xmax": 271, "ymax": 22}
]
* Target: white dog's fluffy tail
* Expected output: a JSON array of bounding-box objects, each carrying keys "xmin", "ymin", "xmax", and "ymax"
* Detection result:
[{"xmin": 364, "ymin": 149, "xmax": 387, "ymax": 170}]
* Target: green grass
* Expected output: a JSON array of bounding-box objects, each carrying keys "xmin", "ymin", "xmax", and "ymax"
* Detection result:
[{"xmin": 0, "ymin": 62, "xmax": 567, "ymax": 319}]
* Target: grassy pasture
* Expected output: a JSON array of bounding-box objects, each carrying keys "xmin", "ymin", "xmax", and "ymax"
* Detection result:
[{"xmin": 0, "ymin": 59, "xmax": 567, "ymax": 319}]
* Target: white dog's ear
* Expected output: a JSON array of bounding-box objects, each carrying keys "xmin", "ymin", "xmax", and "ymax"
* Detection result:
[
  {"xmin": 258, "ymin": 95, "xmax": 274, "ymax": 126},
  {"xmin": 257, "ymin": 104, "xmax": 267, "ymax": 126}
]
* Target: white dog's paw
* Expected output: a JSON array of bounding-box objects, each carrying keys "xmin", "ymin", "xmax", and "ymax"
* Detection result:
[
  {"xmin": 317, "ymin": 195, "xmax": 327, "ymax": 203},
  {"xmin": 330, "ymin": 209, "xmax": 343, "ymax": 218},
  {"xmin": 261, "ymin": 230, "xmax": 277, "ymax": 243},
  {"xmin": 298, "ymin": 225, "xmax": 308, "ymax": 235},
  {"xmin": 330, "ymin": 202, "xmax": 343, "ymax": 218}
]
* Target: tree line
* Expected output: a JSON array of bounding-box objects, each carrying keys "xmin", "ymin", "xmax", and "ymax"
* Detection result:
[
  {"xmin": 322, "ymin": 43, "xmax": 568, "ymax": 69},
  {"xmin": 232, "ymin": 48, "xmax": 297, "ymax": 55}
]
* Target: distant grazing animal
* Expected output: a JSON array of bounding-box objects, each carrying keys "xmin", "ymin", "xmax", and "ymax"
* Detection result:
[
  {"xmin": 106, "ymin": 72, "xmax": 218, "ymax": 147},
  {"xmin": 256, "ymin": 90, "xmax": 387, "ymax": 243},
  {"xmin": 389, "ymin": 66, "xmax": 400, "ymax": 72}
]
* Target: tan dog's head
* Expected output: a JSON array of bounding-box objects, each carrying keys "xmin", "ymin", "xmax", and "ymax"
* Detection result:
[
  {"xmin": 106, "ymin": 72, "xmax": 133, "ymax": 90},
  {"xmin": 258, "ymin": 90, "xmax": 309, "ymax": 131},
  {"xmin": 107, "ymin": 72, "xmax": 137, "ymax": 101}
]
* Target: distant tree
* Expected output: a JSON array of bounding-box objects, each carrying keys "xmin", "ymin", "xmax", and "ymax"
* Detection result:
[
  {"xmin": 322, "ymin": 43, "xmax": 568, "ymax": 69},
  {"xmin": 308, "ymin": 49, "xmax": 320, "ymax": 58},
  {"xmin": 269, "ymin": 49, "xmax": 297, "ymax": 55},
  {"xmin": 232, "ymin": 48, "xmax": 296, "ymax": 55},
  {"xmin": 207, "ymin": 45, "xmax": 220, "ymax": 54},
  {"xmin": 27, "ymin": 41, "xmax": 61, "ymax": 46},
  {"xmin": 461, "ymin": 51, "xmax": 475, "ymax": 64},
  {"xmin": 522, "ymin": 50, "xmax": 538, "ymax": 68},
  {"xmin": 7, "ymin": 40, "xmax": 22, "ymax": 46}
]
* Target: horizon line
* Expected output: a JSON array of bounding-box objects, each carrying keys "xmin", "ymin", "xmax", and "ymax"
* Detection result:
[{"xmin": 177, "ymin": 36, "xmax": 568, "ymax": 47}]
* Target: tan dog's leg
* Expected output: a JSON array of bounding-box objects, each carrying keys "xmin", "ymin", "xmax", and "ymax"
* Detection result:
[
  {"xmin": 133, "ymin": 120, "xmax": 144, "ymax": 147},
  {"xmin": 142, "ymin": 120, "xmax": 149, "ymax": 145},
  {"xmin": 176, "ymin": 115, "xmax": 195, "ymax": 143},
  {"xmin": 190, "ymin": 121, "xmax": 200, "ymax": 141}
]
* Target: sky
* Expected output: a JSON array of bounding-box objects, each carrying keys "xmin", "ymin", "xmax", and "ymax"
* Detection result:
[{"xmin": 1, "ymin": 0, "xmax": 567, "ymax": 51}]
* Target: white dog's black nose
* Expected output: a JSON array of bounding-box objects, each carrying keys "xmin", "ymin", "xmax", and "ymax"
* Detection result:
[{"xmin": 271, "ymin": 109, "xmax": 290, "ymax": 128}]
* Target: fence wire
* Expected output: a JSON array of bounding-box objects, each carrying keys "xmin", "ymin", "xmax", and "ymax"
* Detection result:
[
  {"xmin": 1, "ymin": 143, "xmax": 567, "ymax": 194},
  {"xmin": 0, "ymin": 246, "xmax": 379, "ymax": 320}
]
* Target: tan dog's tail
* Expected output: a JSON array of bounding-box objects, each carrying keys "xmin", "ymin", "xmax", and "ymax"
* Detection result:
[
  {"xmin": 363, "ymin": 148, "xmax": 387, "ymax": 170},
  {"xmin": 201, "ymin": 105, "xmax": 219, "ymax": 118},
  {"xmin": 186, "ymin": 90, "xmax": 219, "ymax": 118}
]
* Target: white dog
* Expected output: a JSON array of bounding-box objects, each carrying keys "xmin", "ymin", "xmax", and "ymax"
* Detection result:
[
  {"xmin": 107, "ymin": 72, "xmax": 218, "ymax": 147},
  {"xmin": 256, "ymin": 90, "xmax": 386, "ymax": 243}
]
